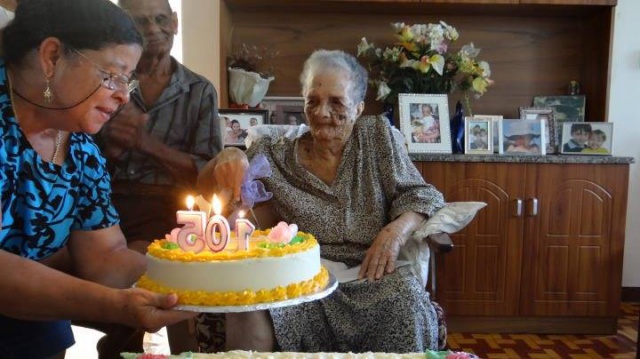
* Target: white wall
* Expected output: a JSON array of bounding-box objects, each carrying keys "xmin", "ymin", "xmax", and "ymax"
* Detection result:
[{"xmin": 609, "ymin": 0, "xmax": 640, "ymax": 287}]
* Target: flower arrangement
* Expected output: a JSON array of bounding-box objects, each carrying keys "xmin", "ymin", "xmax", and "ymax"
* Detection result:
[
  {"xmin": 357, "ymin": 22, "xmax": 493, "ymax": 105},
  {"xmin": 227, "ymin": 43, "xmax": 278, "ymax": 80}
]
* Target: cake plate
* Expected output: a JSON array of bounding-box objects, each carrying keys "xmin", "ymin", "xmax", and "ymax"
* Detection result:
[{"xmin": 173, "ymin": 273, "xmax": 338, "ymax": 313}]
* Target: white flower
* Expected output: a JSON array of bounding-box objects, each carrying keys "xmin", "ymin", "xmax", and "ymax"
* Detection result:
[
  {"xmin": 357, "ymin": 37, "xmax": 372, "ymax": 57},
  {"xmin": 478, "ymin": 61, "xmax": 491, "ymax": 78},
  {"xmin": 375, "ymin": 81, "xmax": 392, "ymax": 101},
  {"xmin": 460, "ymin": 43, "xmax": 481, "ymax": 59}
]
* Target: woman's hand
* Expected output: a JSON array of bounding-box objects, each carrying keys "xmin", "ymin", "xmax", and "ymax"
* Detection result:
[
  {"xmin": 117, "ymin": 288, "xmax": 197, "ymax": 333},
  {"xmin": 358, "ymin": 222, "xmax": 406, "ymax": 281},
  {"xmin": 358, "ymin": 211, "xmax": 426, "ymax": 281},
  {"xmin": 197, "ymin": 147, "xmax": 249, "ymax": 203}
]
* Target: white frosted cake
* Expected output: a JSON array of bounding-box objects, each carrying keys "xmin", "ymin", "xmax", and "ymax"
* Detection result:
[{"xmin": 136, "ymin": 228, "xmax": 328, "ymax": 306}]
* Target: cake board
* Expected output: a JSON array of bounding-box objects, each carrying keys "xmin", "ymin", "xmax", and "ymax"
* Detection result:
[{"xmin": 173, "ymin": 273, "xmax": 338, "ymax": 313}]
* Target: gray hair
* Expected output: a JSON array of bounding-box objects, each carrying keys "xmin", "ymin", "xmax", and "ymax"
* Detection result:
[{"xmin": 299, "ymin": 49, "xmax": 368, "ymax": 104}]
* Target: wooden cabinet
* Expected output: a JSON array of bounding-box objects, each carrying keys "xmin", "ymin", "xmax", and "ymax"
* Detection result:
[
  {"xmin": 417, "ymin": 160, "xmax": 629, "ymax": 334},
  {"xmin": 217, "ymin": 0, "xmax": 615, "ymax": 121}
]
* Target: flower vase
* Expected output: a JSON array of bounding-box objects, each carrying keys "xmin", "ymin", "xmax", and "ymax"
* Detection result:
[
  {"xmin": 383, "ymin": 103, "xmax": 394, "ymax": 126},
  {"xmin": 450, "ymin": 101, "xmax": 465, "ymax": 154},
  {"xmin": 228, "ymin": 67, "xmax": 275, "ymax": 107}
]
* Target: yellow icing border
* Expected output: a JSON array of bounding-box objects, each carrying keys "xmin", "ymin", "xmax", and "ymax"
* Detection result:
[
  {"xmin": 136, "ymin": 267, "xmax": 330, "ymax": 306},
  {"xmin": 148, "ymin": 230, "xmax": 318, "ymax": 262}
]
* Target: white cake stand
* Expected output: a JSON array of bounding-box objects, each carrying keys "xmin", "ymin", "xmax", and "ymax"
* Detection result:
[{"xmin": 173, "ymin": 273, "xmax": 338, "ymax": 313}]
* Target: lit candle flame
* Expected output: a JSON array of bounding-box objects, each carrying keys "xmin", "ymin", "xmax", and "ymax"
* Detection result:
[
  {"xmin": 186, "ymin": 195, "xmax": 195, "ymax": 211},
  {"xmin": 212, "ymin": 194, "xmax": 222, "ymax": 215},
  {"xmin": 238, "ymin": 210, "xmax": 245, "ymax": 219}
]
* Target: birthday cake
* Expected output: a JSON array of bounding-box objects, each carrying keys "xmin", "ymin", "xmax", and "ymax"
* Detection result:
[{"xmin": 136, "ymin": 222, "xmax": 328, "ymax": 307}]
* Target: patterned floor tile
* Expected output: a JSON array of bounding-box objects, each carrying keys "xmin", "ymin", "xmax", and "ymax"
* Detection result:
[{"xmin": 447, "ymin": 303, "xmax": 639, "ymax": 359}]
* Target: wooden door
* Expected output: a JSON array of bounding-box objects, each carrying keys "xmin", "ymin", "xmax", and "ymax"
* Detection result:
[
  {"xmin": 520, "ymin": 163, "xmax": 628, "ymax": 317},
  {"xmin": 421, "ymin": 162, "xmax": 527, "ymax": 316}
]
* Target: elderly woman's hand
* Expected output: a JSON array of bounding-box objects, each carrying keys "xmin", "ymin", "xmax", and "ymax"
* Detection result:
[
  {"xmin": 197, "ymin": 147, "xmax": 250, "ymax": 203},
  {"xmin": 358, "ymin": 222, "xmax": 407, "ymax": 281},
  {"xmin": 358, "ymin": 211, "xmax": 427, "ymax": 281}
]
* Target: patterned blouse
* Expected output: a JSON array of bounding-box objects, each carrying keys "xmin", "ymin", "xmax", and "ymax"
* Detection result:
[
  {"xmin": 0, "ymin": 60, "xmax": 119, "ymax": 260},
  {"xmin": 247, "ymin": 115, "xmax": 445, "ymax": 266}
]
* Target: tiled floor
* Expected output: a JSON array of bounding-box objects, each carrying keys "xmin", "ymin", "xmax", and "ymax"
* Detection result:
[
  {"xmin": 447, "ymin": 303, "xmax": 639, "ymax": 359},
  {"xmin": 67, "ymin": 303, "xmax": 639, "ymax": 358}
]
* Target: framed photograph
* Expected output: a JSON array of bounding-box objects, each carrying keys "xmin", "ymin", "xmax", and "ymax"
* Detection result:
[
  {"xmin": 472, "ymin": 114, "xmax": 503, "ymax": 153},
  {"xmin": 560, "ymin": 122, "xmax": 613, "ymax": 155},
  {"xmin": 261, "ymin": 96, "xmax": 306, "ymax": 125},
  {"xmin": 519, "ymin": 106, "xmax": 557, "ymax": 154},
  {"xmin": 219, "ymin": 108, "xmax": 268, "ymax": 148},
  {"xmin": 464, "ymin": 117, "xmax": 493, "ymax": 154},
  {"xmin": 533, "ymin": 95, "xmax": 585, "ymax": 142},
  {"xmin": 498, "ymin": 119, "xmax": 546, "ymax": 155},
  {"xmin": 398, "ymin": 93, "xmax": 451, "ymax": 154}
]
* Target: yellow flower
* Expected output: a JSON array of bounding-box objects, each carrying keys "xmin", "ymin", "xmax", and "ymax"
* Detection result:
[{"xmin": 357, "ymin": 21, "xmax": 493, "ymax": 103}]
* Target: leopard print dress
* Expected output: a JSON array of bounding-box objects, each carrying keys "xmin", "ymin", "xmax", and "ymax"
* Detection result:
[{"xmin": 197, "ymin": 115, "xmax": 445, "ymax": 353}]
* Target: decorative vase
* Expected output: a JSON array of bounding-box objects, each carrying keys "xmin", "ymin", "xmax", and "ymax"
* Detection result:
[
  {"xmin": 450, "ymin": 100, "xmax": 465, "ymax": 154},
  {"xmin": 383, "ymin": 102, "xmax": 395, "ymax": 126},
  {"xmin": 228, "ymin": 67, "xmax": 275, "ymax": 107}
]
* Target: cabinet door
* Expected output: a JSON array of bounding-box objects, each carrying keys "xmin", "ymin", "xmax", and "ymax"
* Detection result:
[
  {"xmin": 421, "ymin": 162, "xmax": 527, "ymax": 316},
  {"xmin": 520, "ymin": 163, "xmax": 628, "ymax": 317}
]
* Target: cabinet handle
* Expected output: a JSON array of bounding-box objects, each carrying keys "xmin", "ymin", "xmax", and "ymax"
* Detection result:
[
  {"xmin": 514, "ymin": 199, "xmax": 522, "ymax": 217},
  {"xmin": 528, "ymin": 198, "xmax": 539, "ymax": 217}
]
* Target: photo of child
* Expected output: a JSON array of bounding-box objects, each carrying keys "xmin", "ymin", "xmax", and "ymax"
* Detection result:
[
  {"xmin": 562, "ymin": 123, "xmax": 591, "ymax": 153},
  {"xmin": 410, "ymin": 103, "xmax": 441, "ymax": 143},
  {"xmin": 561, "ymin": 122, "xmax": 613, "ymax": 155},
  {"xmin": 500, "ymin": 119, "xmax": 545, "ymax": 155},
  {"xmin": 465, "ymin": 118, "xmax": 492, "ymax": 154}
]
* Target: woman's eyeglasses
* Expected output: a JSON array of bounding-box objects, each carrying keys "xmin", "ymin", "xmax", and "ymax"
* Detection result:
[{"xmin": 69, "ymin": 47, "xmax": 139, "ymax": 94}]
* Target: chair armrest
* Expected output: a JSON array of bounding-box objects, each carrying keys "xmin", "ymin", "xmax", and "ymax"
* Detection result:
[{"xmin": 424, "ymin": 232, "xmax": 454, "ymax": 254}]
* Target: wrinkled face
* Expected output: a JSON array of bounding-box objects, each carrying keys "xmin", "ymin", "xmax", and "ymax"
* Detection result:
[
  {"xmin": 53, "ymin": 44, "xmax": 142, "ymax": 134},
  {"xmin": 123, "ymin": 0, "xmax": 177, "ymax": 57},
  {"xmin": 572, "ymin": 129, "xmax": 590, "ymax": 145},
  {"xmin": 588, "ymin": 134, "xmax": 604, "ymax": 149},
  {"xmin": 303, "ymin": 68, "xmax": 362, "ymax": 144}
]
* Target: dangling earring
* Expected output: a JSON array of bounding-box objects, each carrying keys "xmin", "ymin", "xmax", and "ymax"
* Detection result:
[{"xmin": 43, "ymin": 79, "xmax": 53, "ymax": 103}]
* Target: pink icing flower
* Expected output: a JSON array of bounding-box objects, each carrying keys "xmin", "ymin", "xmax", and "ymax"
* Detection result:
[{"xmin": 268, "ymin": 222, "xmax": 299, "ymax": 244}]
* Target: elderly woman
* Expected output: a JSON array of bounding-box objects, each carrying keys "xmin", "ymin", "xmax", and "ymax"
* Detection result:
[
  {"xmin": 0, "ymin": 0, "xmax": 194, "ymax": 357},
  {"xmin": 198, "ymin": 49, "xmax": 445, "ymax": 353}
]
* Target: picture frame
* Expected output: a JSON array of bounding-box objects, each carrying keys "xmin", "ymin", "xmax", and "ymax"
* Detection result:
[
  {"xmin": 219, "ymin": 108, "xmax": 269, "ymax": 148},
  {"xmin": 533, "ymin": 95, "xmax": 585, "ymax": 124},
  {"xmin": 519, "ymin": 106, "xmax": 557, "ymax": 154},
  {"xmin": 464, "ymin": 117, "xmax": 493, "ymax": 154},
  {"xmin": 472, "ymin": 114, "xmax": 503, "ymax": 153},
  {"xmin": 498, "ymin": 119, "xmax": 546, "ymax": 155},
  {"xmin": 261, "ymin": 96, "xmax": 306, "ymax": 125},
  {"xmin": 398, "ymin": 93, "xmax": 451, "ymax": 154},
  {"xmin": 560, "ymin": 122, "xmax": 613, "ymax": 155}
]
